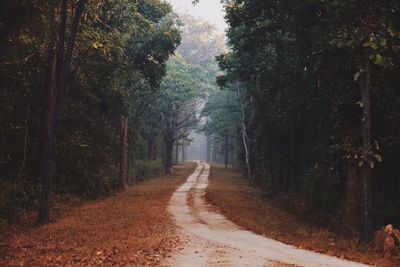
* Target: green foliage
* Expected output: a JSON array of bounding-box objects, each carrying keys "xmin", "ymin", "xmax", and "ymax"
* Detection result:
[
  {"xmin": 300, "ymin": 160, "xmax": 345, "ymax": 226},
  {"xmin": 133, "ymin": 160, "xmax": 162, "ymax": 181},
  {"xmin": 202, "ymin": 84, "xmax": 241, "ymax": 137},
  {"xmin": 176, "ymin": 14, "xmax": 226, "ymax": 67},
  {"xmin": 206, "ymin": 0, "xmax": 400, "ymax": 231},
  {"xmin": 0, "ymin": 0, "xmax": 181, "ymax": 220}
]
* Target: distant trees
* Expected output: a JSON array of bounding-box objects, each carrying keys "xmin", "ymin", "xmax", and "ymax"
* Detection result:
[
  {"xmin": 143, "ymin": 14, "xmax": 224, "ymax": 173},
  {"xmin": 204, "ymin": 0, "xmax": 400, "ymax": 242},
  {"xmin": 153, "ymin": 57, "xmax": 204, "ymax": 173}
]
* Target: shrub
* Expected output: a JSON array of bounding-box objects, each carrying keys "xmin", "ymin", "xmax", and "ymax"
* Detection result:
[
  {"xmin": 132, "ymin": 160, "xmax": 162, "ymax": 181},
  {"xmin": 0, "ymin": 181, "xmax": 38, "ymax": 222}
]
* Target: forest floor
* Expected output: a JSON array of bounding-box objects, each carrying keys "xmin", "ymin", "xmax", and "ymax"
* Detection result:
[
  {"xmin": 1, "ymin": 162, "xmax": 396, "ymax": 267},
  {"xmin": 1, "ymin": 162, "xmax": 196, "ymax": 267},
  {"xmin": 206, "ymin": 164, "xmax": 398, "ymax": 267}
]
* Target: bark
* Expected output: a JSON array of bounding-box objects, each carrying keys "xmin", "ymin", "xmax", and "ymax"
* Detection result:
[
  {"xmin": 165, "ymin": 139, "xmax": 174, "ymax": 174},
  {"xmin": 268, "ymin": 144, "xmax": 277, "ymax": 196},
  {"xmin": 127, "ymin": 128, "xmax": 133, "ymax": 185},
  {"xmin": 241, "ymin": 107, "xmax": 251, "ymax": 180},
  {"xmin": 175, "ymin": 143, "xmax": 179, "ymax": 164},
  {"xmin": 342, "ymin": 157, "xmax": 362, "ymax": 239},
  {"xmin": 22, "ymin": 94, "xmax": 32, "ymax": 169},
  {"xmin": 237, "ymin": 85, "xmax": 251, "ymax": 180},
  {"xmin": 147, "ymin": 130, "xmax": 154, "ymax": 160},
  {"xmin": 163, "ymin": 117, "xmax": 177, "ymax": 174},
  {"xmin": 37, "ymin": 2, "xmax": 59, "ymax": 224},
  {"xmin": 181, "ymin": 142, "xmax": 185, "ymax": 162},
  {"xmin": 56, "ymin": 0, "xmax": 85, "ymax": 113},
  {"xmin": 360, "ymin": 51, "xmax": 372, "ymax": 242},
  {"xmin": 206, "ymin": 136, "xmax": 211, "ymax": 162},
  {"xmin": 37, "ymin": 0, "xmax": 85, "ymax": 223},
  {"xmin": 225, "ymin": 135, "xmax": 228, "ymax": 168},
  {"xmin": 119, "ymin": 116, "xmax": 128, "ymax": 190}
]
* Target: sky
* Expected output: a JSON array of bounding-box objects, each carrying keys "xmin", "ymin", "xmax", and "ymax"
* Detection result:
[{"xmin": 168, "ymin": 0, "xmax": 227, "ymax": 32}]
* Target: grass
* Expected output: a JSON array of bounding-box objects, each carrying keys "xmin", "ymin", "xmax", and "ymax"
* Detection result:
[{"xmin": 206, "ymin": 163, "xmax": 397, "ymax": 267}]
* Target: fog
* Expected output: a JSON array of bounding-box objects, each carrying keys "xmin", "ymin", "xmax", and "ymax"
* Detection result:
[
  {"xmin": 169, "ymin": 0, "xmax": 227, "ymax": 32},
  {"xmin": 187, "ymin": 131, "xmax": 207, "ymax": 161}
]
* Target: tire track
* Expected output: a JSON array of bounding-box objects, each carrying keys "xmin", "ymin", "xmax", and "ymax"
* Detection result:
[{"xmin": 166, "ymin": 161, "xmax": 370, "ymax": 267}]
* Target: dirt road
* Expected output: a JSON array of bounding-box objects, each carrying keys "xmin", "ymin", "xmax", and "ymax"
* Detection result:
[{"xmin": 166, "ymin": 161, "xmax": 370, "ymax": 267}]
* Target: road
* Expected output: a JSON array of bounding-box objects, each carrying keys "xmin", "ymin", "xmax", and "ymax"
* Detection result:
[{"xmin": 165, "ymin": 161, "xmax": 370, "ymax": 267}]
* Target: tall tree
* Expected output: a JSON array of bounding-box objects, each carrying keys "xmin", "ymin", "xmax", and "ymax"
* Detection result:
[{"xmin": 37, "ymin": 0, "xmax": 86, "ymax": 223}]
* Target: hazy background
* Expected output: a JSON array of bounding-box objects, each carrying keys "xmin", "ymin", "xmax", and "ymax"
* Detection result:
[{"xmin": 169, "ymin": 0, "xmax": 227, "ymax": 32}]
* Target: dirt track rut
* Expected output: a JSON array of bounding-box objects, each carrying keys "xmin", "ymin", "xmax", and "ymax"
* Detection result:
[{"xmin": 165, "ymin": 161, "xmax": 370, "ymax": 267}]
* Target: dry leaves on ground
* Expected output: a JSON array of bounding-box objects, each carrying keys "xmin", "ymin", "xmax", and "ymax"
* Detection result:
[
  {"xmin": 1, "ymin": 163, "xmax": 195, "ymax": 267},
  {"xmin": 206, "ymin": 164, "xmax": 398, "ymax": 267}
]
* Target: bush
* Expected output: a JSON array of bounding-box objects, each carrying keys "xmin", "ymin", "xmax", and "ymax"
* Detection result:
[
  {"xmin": 0, "ymin": 181, "xmax": 38, "ymax": 222},
  {"xmin": 300, "ymin": 162, "xmax": 345, "ymax": 227},
  {"xmin": 132, "ymin": 160, "xmax": 162, "ymax": 181}
]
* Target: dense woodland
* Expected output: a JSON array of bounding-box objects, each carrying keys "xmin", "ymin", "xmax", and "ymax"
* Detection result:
[
  {"xmin": 203, "ymin": 0, "xmax": 400, "ymax": 242},
  {"xmin": 1, "ymin": 0, "xmax": 400, "ymax": 250},
  {"xmin": 0, "ymin": 1, "xmax": 222, "ymax": 224}
]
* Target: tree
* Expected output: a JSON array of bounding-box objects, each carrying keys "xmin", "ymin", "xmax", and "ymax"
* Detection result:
[
  {"xmin": 37, "ymin": 0, "xmax": 86, "ymax": 223},
  {"xmin": 152, "ymin": 57, "xmax": 206, "ymax": 173}
]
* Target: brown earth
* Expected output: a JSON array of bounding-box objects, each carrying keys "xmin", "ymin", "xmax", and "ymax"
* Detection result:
[
  {"xmin": 1, "ymin": 162, "xmax": 196, "ymax": 267},
  {"xmin": 205, "ymin": 164, "xmax": 398, "ymax": 267}
]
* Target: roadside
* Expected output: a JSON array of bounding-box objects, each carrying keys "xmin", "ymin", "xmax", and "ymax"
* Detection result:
[
  {"xmin": 206, "ymin": 164, "xmax": 397, "ymax": 267},
  {"xmin": 1, "ymin": 162, "xmax": 195, "ymax": 267}
]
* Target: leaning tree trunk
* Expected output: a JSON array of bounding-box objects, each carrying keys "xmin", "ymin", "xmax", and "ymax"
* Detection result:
[{"xmin": 241, "ymin": 105, "xmax": 251, "ymax": 180}]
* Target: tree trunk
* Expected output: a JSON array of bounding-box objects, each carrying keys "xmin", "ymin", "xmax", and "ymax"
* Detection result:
[
  {"xmin": 22, "ymin": 93, "xmax": 32, "ymax": 169},
  {"xmin": 37, "ymin": 1, "xmax": 60, "ymax": 224},
  {"xmin": 360, "ymin": 52, "xmax": 372, "ymax": 242},
  {"xmin": 269, "ymin": 143, "xmax": 277, "ymax": 196},
  {"xmin": 119, "ymin": 116, "xmax": 128, "ymax": 190},
  {"xmin": 147, "ymin": 131, "xmax": 154, "ymax": 160},
  {"xmin": 206, "ymin": 136, "xmax": 211, "ymax": 162},
  {"xmin": 225, "ymin": 135, "xmax": 228, "ymax": 168},
  {"xmin": 165, "ymin": 140, "xmax": 174, "ymax": 174},
  {"xmin": 241, "ymin": 106, "xmax": 251, "ymax": 180},
  {"xmin": 37, "ymin": 0, "xmax": 85, "ymax": 224},
  {"xmin": 127, "ymin": 128, "xmax": 133, "ymax": 185},
  {"xmin": 342, "ymin": 157, "xmax": 362, "ymax": 239},
  {"xmin": 181, "ymin": 141, "xmax": 185, "ymax": 162},
  {"xmin": 175, "ymin": 143, "xmax": 179, "ymax": 164}
]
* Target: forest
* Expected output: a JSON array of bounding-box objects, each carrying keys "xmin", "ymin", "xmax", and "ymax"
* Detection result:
[
  {"xmin": 0, "ymin": 0, "xmax": 223, "ymax": 222},
  {"xmin": 1, "ymin": 0, "xmax": 400, "ymax": 266},
  {"xmin": 204, "ymin": 0, "xmax": 400, "ymax": 243}
]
